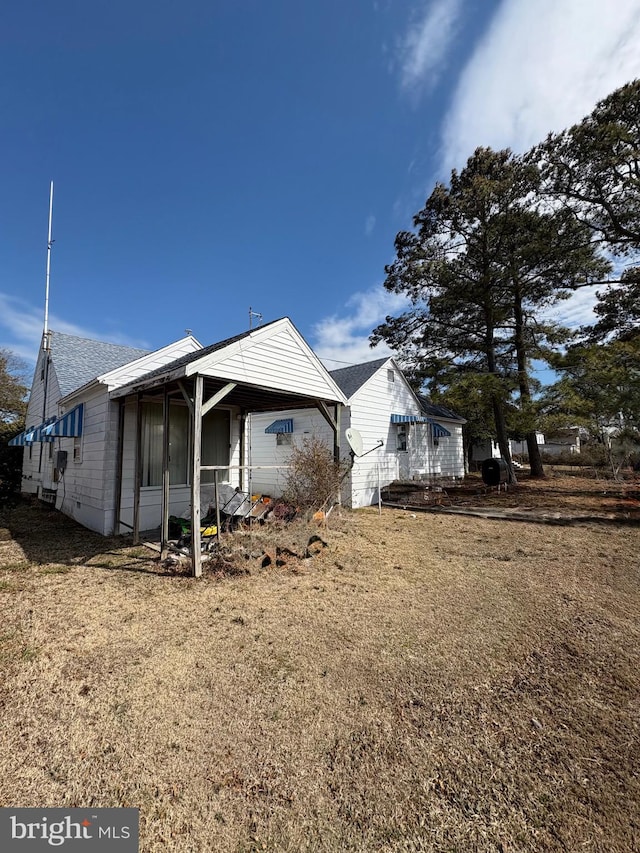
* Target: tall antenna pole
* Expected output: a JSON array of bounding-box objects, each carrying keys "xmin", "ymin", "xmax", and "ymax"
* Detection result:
[{"xmin": 43, "ymin": 180, "xmax": 54, "ymax": 349}]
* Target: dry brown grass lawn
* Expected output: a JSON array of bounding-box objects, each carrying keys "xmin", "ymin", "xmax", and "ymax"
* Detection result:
[{"xmin": 0, "ymin": 491, "xmax": 639, "ymax": 852}]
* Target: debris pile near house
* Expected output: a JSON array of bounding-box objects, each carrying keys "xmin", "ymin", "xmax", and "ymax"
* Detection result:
[
  {"xmin": 166, "ymin": 491, "xmax": 299, "ymax": 557},
  {"xmin": 161, "ymin": 532, "xmax": 328, "ymax": 577}
]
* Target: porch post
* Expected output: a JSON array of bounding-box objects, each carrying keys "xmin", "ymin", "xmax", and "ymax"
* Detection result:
[
  {"xmin": 191, "ymin": 374, "xmax": 203, "ymax": 577},
  {"xmin": 334, "ymin": 403, "xmax": 342, "ymax": 506},
  {"xmin": 133, "ymin": 392, "xmax": 143, "ymax": 545},
  {"xmin": 315, "ymin": 400, "xmax": 343, "ymax": 507},
  {"xmin": 161, "ymin": 385, "xmax": 170, "ymax": 559},
  {"xmin": 239, "ymin": 410, "xmax": 246, "ymax": 492},
  {"xmin": 113, "ymin": 398, "xmax": 125, "ymax": 535}
]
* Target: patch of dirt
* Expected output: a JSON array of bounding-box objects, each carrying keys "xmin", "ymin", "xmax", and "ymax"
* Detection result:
[{"xmin": 383, "ymin": 469, "xmax": 640, "ymax": 521}]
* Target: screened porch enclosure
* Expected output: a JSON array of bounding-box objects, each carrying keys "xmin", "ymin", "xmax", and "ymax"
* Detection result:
[
  {"xmin": 114, "ymin": 375, "xmax": 343, "ymax": 576},
  {"xmin": 110, "ymin": 317, "xmax": 347, "ymax": 577},
  {"xmin": 117, "ymin": 392, "xmax": 242, "ymax": 538},
  {"xmin": 139, "ymin": 401, "xmax": 230, "ymax": 487}
]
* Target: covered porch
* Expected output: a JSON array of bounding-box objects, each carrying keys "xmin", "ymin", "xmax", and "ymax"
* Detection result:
[{"xmin": 109, "ymin": 319, "xmax": 346, "ymax": 576}]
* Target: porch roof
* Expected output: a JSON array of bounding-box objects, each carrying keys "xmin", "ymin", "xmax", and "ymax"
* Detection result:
[{"xmin": 109, "ymin": 318, "xmax": 347, "ymax": 410}]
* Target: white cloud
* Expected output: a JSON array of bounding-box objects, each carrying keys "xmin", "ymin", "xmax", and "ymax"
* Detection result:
[
  {"xmin": 441, "ymin": 0, "xmax": 640, "ymax": 171},
  {"xmin": 399, "ymin": 0, "xmax": 463, "ymax": 91},
  {"xmin": 364, "ymin": 214, "xmax": 376, "ymax": 236},
  {"xmin": 433, "ymin": 0, "xmax": 640, "ymax": 330},
  {"xmin": 0, "ymin": 292, "xmax": 149, "ymax": 367},
  {"xmin": 547, "ymin": 285, "xmax": 601, "ymax": 330},
  {"xmin": 311, "ymin": 287, "xmax": 409, "ymax": 368}
]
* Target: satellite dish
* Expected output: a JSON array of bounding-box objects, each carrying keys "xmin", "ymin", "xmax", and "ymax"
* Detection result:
[{"xmin": 346, "ymin": 427, "xmax": 364, "ymax": 457}]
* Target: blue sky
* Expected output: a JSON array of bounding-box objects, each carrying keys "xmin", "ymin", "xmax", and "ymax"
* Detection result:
[{"xmin": 2, "ymin": 0, "xmax": 640, "ymax": 374}]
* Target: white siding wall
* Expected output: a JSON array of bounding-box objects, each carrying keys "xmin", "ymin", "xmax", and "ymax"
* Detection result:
[
  {"xmin": 249, "ymin": 365, "xmax": 429, "ymax": 508},
  {"xmin": 248, "ymin": 366, "xmax": 467, "ymax": 507},
  {"xmin": 118, "ymin": 399, "xmax": 242, "ymax": 533},
  {"xmin": 52, "ymin": 386, "xmax": 119, "ymax": 534},
  {"xmin": 415, "ymin": 423, "xmax": 465, "ymax": 478},
  {"xmin": 349, "ymin": 367, "xmax": 424, "ymax": 507},
  {"xmin": 247, "ymin": 408, "xmax": 337, "ymax": 500},
  {"xmin": 21, "ymin": 348, "xmax": 62, "ymax": 495}
]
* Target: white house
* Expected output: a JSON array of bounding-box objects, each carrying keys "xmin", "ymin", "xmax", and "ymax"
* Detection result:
[
  {"xmin": 10, "ymin": 319, "xmax": 346, "ymax": 550},
  {"xmin": 510, "ymin": 433, "xmax": 545, "ymax": 457},
  {"xmin": 472, "ymin": 433, "xmax": 545, "ymax": 464},
  {"xmin": 248, "ymin": 357, "xmax": 466, "ymax": 508},
  {"xmin": 542, "ymin": 427, "xmax": 583, "ymax": 456},
  {"xmin": 471, "ymin": 439, "xmax": 501, "ymax": 464},
  {"xmin": 13, "ymin": 330, "xmax": 203, "ymax": 533}
]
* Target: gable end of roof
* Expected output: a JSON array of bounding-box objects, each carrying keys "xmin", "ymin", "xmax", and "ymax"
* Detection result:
[{"xmin": 329, "ymin": 357, "xmax": 390, "ymax": 399}]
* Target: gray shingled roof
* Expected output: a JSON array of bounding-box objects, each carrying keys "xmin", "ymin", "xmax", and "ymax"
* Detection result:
[
  {"xmin": 329, "ymin": 357, "xmax": 390, "ymax": 399},
  {"xmin": 50, "ymin": 331, "xmax": 149, "ymax": 397},
  {"xmin": 328, "ymin": 357, "xmax": 465, "ymax": 422},
  {"xmin": 417, "ymin": 394, "xmax": 465, "ymax": 423}
]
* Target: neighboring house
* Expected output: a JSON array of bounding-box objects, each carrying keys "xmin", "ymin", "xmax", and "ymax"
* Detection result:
[
  {"xmin": 9, "ymin": 319, "xmax": 346, "ymax": 542},
  {"xmin": 471, "ymin": 439, "xmax": 501, "ymax": 464},
  {"xmin": 472, "ymin": 433, "xmax": 546, "ymax": 463},
  {"xmin": 510, "ymin": 433, "xmax": 545, "ymax": 457},
  {"xmin": 248, "ymin": 357, "xmax": 466, "ymax": 508},
  {"xmin": 542, "ymin": 427, "xmax": 583, "ymax": 456}
]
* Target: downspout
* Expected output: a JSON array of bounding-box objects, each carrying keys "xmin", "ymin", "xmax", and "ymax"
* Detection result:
[
  {"xmin": 161, "ymin": 385, "xmax": 170, "ymax": 558},
  {"xmin": 334, "ymin": 403, "xmax": 342, "ymax": 506}
]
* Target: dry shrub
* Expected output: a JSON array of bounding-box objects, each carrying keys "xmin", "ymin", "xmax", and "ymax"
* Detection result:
[{"xmin": 281, "ymin": 435, "xmax": 347, "ymax": 513}]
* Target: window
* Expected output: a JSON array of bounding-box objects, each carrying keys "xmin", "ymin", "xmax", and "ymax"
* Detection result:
[
  {"xmin": 140, "ymin": 402, "xmax": 230, "ymax": 487},
  {"xmin": 73, "ymin": 435, "xmax": 82, "ymax": 462},
  {"xmin": 396, "ymin": 426, "xmax": 407, "ymax": 452},
  {"xmin": 387, "ymin": 369, "xmax": 395, "ymax": 383},
  {"xmin": 201, "ymin": 409, "xmax": 230, "ymax": 483},
  {"xmin": 141, "ymin": 402, "xmax": 189, "ymax": 486},
  {"xmin": 276, "ymin": 432, "xmax": 292, "ymax": 446}
]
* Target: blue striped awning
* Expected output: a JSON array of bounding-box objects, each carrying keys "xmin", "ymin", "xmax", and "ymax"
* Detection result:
[
  {"xmin": 428, "ymin": 419, "xmax": 451, "ymax": 438},
  {"xmin": 42, "ymin": 404, "xmax": 84, "ymax": 439},
  {"xmin": 9, "ymin": 417, "xmax": 57, "ymax": 446},
  {"xmin": 265, "ymin": 418, "xmax": 293, "ymax": 434},
  {"xmin": 8, "ymin": 430, "xmax": 28, "ymax": 447},
  {"xmin": 390, "ymin": 413, "xmax": 428, "ymax": 424},
  {"xmin": 390, "ymin": 413, "xmax": 451, "ymax": 437}
]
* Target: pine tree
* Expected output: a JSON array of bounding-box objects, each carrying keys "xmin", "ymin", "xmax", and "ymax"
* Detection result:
[
  {"xmin": 372, "ymin": 148, "xmax": 606, "ymax": 481},
  {"xmin": 537, "ymin": 79, "xmax": 640, "ymax": 253}
]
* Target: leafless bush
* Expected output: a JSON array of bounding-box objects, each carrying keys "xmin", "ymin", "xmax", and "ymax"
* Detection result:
[{"xmin": 281, "ymin": 435, "xmax": 348, "ymax": 513}]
